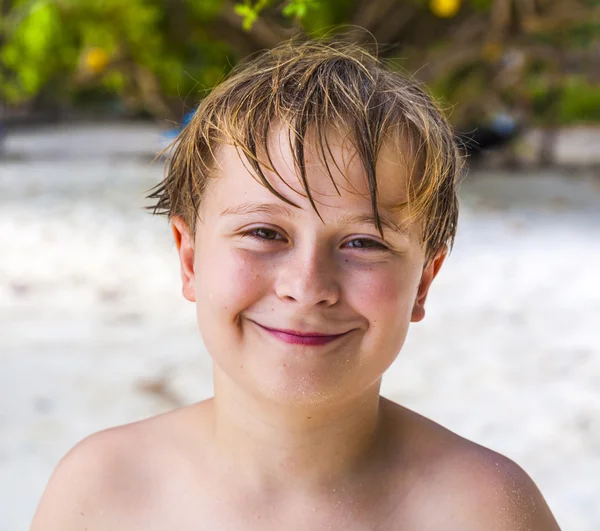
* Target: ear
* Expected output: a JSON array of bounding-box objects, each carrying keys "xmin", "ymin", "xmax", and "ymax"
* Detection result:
[
  {"xmin": 171, "ymin": 216, "xmax": 196, "ymax": 303},
  {"xmin": 411, "ymin": 245, "xmax": 447, "ymax": 323}
]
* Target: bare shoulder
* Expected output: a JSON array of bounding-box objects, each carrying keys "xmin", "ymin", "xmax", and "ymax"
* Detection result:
[
  {"xmin": 30, "ymin": 424, "xmax": 137, "ymax": 531},
  {"xmin": 427, "ymin": 442, "xmax": 561, "ymax": 530},
  {"xmin": 30, "ymin": 402, "xmax": 211, "ymax": 531},
  {"xmin": 384, "ymin": 401, "xmax": 561, "ymax": 530}
]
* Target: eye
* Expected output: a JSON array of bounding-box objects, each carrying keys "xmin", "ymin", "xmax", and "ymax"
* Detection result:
[
  {"xmin": 242, "ymin": 227, "xmax": 285, "ymax": 241},
  {"xmin": 345, "ymin": 238, "xmax": 388, "ymax": 251}
]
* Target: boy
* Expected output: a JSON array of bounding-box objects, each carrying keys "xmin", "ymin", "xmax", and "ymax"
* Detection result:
[{"xmin": 31, "ymin": 40, "xmax": 561, "ymax": 530}]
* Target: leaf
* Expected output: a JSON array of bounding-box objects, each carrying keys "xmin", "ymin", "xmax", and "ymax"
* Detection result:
[
  {"xmin": 234, "ymin": 2, "xmax": 258, "ymax": 30},
  {"xmin": 19, "ymin": 64, "xmax": 41, "ymax": 93},
  {"xmin": 233, "ymin": 3, "xmax": 252, "ymax": 16},
  {"xmin": 282, "ymin": 0, "xmax": 318, "ymax": 20}
]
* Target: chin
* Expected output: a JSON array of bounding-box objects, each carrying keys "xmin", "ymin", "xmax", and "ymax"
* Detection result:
[
  {"xmin": 205, "ymin": 314, "xmax": 400, "ymax": 406},
  {"xmin": 217, "ymin": 346, "xmax": 384, "ymax": 408}
]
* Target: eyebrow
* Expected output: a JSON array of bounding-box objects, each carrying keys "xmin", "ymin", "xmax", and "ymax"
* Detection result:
[
  {"xmin": 220, "ymin": 202, "xmax": 296, "ymax": 220},
  {"xmin": 339, "ymin": 212, "xmax": 409, "ymax": 237},
  {"xmin": 220, "ymin": 202, "xmax": 410, "ymax": 237}
]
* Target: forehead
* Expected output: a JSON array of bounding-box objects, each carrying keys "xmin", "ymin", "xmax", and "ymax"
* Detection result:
[{"xmin": 207, "ymin": 127, "xmax": 412, "ymax": 217}]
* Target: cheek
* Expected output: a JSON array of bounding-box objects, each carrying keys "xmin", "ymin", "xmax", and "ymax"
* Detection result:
[
  {"xmin": 195, "ymin": 248, "xmax": 269, "ymax": 316},
  {"xmin": 346, "ymin": 261, "xmax": 421, "ymax": 323}
]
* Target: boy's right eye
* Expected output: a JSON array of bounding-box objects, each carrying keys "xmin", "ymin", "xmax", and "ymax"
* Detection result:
[{"xmin": 242, "ymin": 227, "xmax": 285, "ymax": 241}]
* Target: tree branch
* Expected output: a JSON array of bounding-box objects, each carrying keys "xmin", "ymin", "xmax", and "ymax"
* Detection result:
[
  {"xmin": 218, "ymin": 0, "xmax": 291, "ymax": 50},
  {"xmin": 373, "ymin": 2, "xmax": 419, "ymax": 47},
  {"xmin": 349, "ymin": 0, "xmax": 400, "ymax": 33}
]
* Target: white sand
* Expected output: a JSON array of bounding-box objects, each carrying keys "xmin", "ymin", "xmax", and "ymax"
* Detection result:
[{"xmin": 1, "ymin": 124, "xmax": 599, "ymax": 530}]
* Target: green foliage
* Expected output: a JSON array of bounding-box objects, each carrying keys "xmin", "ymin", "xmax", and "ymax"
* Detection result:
[
  {"xmin": 295, "ymin": 0, "xmax": 354, "ymax": 35},
  {"xmin": 0, "ymin": 0, "xmax": 598, "ymax": 124},
  {"xmin": 0, "ymin": 0, "xmax": 234, "ymax": 113},
  {"xmin": 184, "ymin": 0, "xmax": 223, "ymax": 20},
  {"xmin": 566, "ymin": 22, "xmax": 600, "ymax": 48},
  {"xmin": 468, "ymin": 0, "xmax": 493, "ymax": 12},
  {"xmin": 233, "ymin": 0, "xmax": 271, "ymax": 30},
  {"xmin": 232, "ymin": 0, "xmax": 319, "ymax": 30},
  {"xmin": 281, "ymin": 0, "xmax": 319, "ymax": 21},
  {"xmin": 1, "ymin": 0, "xmax": 69, "ymax": 102},
  {"xmin": 558, "ymin": 77, "xmax": 600, "ymax": 123}
]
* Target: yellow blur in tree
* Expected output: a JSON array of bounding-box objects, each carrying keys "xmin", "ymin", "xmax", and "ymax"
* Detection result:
[
  {"xmin": 430, "ymin": 0, "xmax": 461, "ymax": 18},
  {"xmin": 82, "ymin": 48, "xmax": 109, "ymax": 75}
]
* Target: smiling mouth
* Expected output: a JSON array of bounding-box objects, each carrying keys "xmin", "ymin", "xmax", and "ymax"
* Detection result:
[{"xmin": 252, "ymin": 322, "xmax": 351, "ymax": 346}]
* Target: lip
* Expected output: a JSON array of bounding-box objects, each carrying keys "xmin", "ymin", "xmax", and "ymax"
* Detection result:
[{"xmin": 253, "ymin": 322, "xmax": 351, "ymax": 346}]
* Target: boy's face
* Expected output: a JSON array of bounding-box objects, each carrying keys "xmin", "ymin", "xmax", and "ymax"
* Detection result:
[{"xmin": 172, "ymin": 130, "xmax": 445, "ymax": 406}]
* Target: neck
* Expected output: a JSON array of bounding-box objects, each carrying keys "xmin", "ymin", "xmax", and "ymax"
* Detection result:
[{"xmin": 208, "ymin": 368, "xmax": 385, "ymax": 493}]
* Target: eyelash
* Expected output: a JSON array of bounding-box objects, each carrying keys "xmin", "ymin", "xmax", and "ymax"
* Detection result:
[{"xmin": 240, "ymin": 227, "xmax": 389, "ymax": 251}]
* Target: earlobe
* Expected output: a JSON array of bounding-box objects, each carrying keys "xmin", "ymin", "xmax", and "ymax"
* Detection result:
[
  {"xmin": 411, "ymin": 246, "xmax": 447, "ymax": 323},
  {"xmin": 171, "ymin": 216, "xmax": 196, "ymax": 303}
]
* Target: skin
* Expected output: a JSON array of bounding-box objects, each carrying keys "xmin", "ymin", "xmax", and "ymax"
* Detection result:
[{"xmin": 30, "ymin": 130, "xmax": 562, "ymax": 530}]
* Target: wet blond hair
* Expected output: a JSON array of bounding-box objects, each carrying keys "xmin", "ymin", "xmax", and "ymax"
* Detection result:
[{"xmin": 147, "ymin": 39, "xmax": 464, "ymax": 261}]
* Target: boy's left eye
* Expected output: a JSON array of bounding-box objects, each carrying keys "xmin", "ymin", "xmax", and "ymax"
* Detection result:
[
  {"xmin": 252, "ymin": 228, "xmax": 280, "ymax": 240},
  {"xmin": 344, "ymin": 238, "xmax": 388, "ymax": 250}
]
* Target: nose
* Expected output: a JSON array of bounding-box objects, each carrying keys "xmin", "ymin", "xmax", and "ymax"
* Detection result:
[{"xmin": 274, "ymin": 243, "xmax": 341, "ymax": 308}]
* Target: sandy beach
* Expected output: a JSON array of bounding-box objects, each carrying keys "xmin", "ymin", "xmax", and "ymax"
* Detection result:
[{"xmin": 1, "ymin": 123, "xmax": 599, "ymax": 530}]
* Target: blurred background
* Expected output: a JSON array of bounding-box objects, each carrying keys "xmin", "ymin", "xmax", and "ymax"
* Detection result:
[{"xmin": 1, "ymin": 0, "xmax": 599, "ymax": 529}]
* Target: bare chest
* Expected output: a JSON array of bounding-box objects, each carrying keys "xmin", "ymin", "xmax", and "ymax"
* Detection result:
[{"xmin": 115, "ymin": 479, "xmax": 412, "ymax": 531}]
